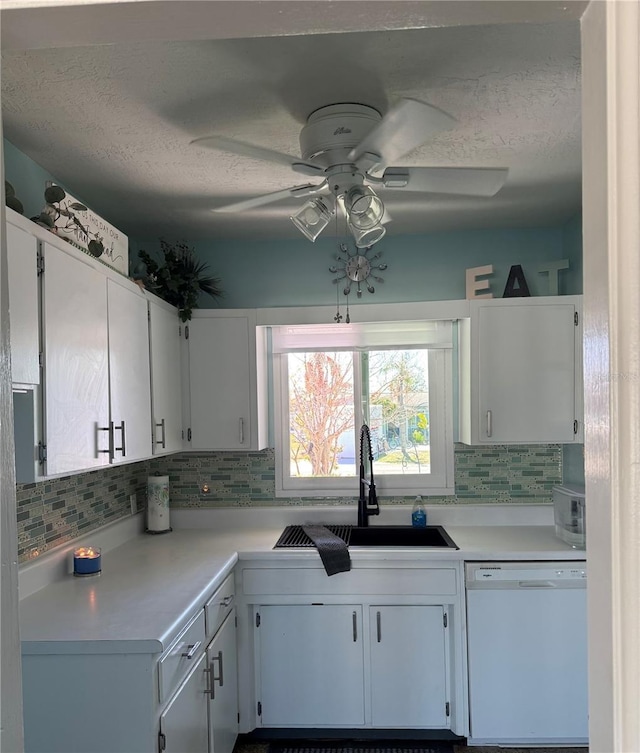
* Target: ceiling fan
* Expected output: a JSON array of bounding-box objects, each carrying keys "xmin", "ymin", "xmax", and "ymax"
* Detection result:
[{"xmin": 191, "ymin": 99, "xmax": 508, "ymax": 247}]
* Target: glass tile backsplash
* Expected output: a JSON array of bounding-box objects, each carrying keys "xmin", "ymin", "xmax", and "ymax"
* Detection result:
[{"xmin": 16, "ymin": 444, "xmax": 562, "ymax": 562}]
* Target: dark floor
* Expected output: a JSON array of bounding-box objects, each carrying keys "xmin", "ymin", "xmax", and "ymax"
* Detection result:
[{"xmin": 234, "ymin": 739, "xmax": 588, "ymax": 753}]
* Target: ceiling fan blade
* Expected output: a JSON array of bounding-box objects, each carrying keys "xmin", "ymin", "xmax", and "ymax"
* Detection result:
[
  {"xmin": 212, "ymin": 181, "xmax": 328, "ymax": 213},
  {"xmin": 349, "ymin": 98, "xmax": 456, "ymax": 169},
  {"xmin": 190, "ymin": 135, "xmax": 323, "ymax": 177},
  {"xmin": 381, "ymin": 166, "xmax": 509, "ymax": 197}
]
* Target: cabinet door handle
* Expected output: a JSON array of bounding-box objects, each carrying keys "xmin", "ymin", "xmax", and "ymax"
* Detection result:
[
  {"xmin": 239, "ymin": 417, "xmax": 245, "ymax": 445},
  {"xmin": 352, "ymin": 611, "xmax": 358, "ymax": 642},
  {"xmin": 486, "ymin": 409, "xmax": 492, "ymax": 438},
  {"xmin": 208, "ymin": 650, "xmax": 224, "ymax": 699},
  {"xmin": 376, "ymin": 611, "xmax": 382, "ymax": 643},
  {"xmin": 155, "ymin": 418, "xmax": 166, "ymax": 449},
  {"xmin": 114, "ymin": 420, "xmax": 126, "ymax": 457},
  {"xmin": 221, "ymin": 594, "xmax": 234, "ymax": 608},
  {"xmin": 181, "ymin": 641, "xmax": 201, "ymax": 659},
  {"xmin": 96, "ymin": 422, "xmax": 113, "ymax": 460}
]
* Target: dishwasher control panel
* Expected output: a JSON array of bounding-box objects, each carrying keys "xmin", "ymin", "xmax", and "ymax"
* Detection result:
[{"xmin": 470, "ymin": 565, "xmax": 587, "ymax": 582}]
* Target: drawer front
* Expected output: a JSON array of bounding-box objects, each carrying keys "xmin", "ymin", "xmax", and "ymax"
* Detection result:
[
  {"xmin": 242, "ymin": 567, "xmax": 458, "ymax": 596},
  {"xmin": 205, "ymin": 573, "xmax": 235, "ymax": 639},
  {"xmin": 158, "ymin": 610, "xmax": 206, "ymax": 703}
]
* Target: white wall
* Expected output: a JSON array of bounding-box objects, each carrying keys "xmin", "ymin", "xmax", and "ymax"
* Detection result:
[{"xmin": 582, "ymin": 1, "xmax": 640, "ymax": 750}]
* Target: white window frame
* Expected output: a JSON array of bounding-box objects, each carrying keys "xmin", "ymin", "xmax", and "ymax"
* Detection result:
[{"xmin": 273, "ymin": 325, "xmax": 455, "ymax": 498}]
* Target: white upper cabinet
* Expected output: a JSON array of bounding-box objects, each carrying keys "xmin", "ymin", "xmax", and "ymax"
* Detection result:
[
  {"xmin": 42, "ymin": 241, "xmax": 110, "ymax": 475},
  {"xmin": 149, "ymin": 299, "xmax": 183, "ymax": 454},
  {"xmin": 106, "ymin": 279, "xmax": 152, "ymax": 463},
  {"xmin": 41, "ymin": 240, "xmax": 153, "ymax": 475},
  {"xmin": 186, "ymin": 311, "xmax": 267, "ymax": 451},
  {"xmin": 459, "ymin": 296, "xmax": 583, "ymax": 445},
  {"xmin": 7, "ymin": 219, "xmax": 39, "ymax": 385}
]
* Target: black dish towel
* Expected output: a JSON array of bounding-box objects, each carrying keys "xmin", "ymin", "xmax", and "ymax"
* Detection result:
[{"xmin": 302, "ymin": 525, "xmax": 351, "ymax": 576}]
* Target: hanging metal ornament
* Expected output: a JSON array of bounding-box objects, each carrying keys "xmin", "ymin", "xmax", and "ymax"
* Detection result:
[{"xmin": 330, "ymin": 243, "xmax": 388, "ymax": 322}]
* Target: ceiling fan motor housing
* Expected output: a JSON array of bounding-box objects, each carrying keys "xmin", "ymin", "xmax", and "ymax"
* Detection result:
[{"xmin": 299, "ymin": 104, "xmax": 381, "ymax": 168}]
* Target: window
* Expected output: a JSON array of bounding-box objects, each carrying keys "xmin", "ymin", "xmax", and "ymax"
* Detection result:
[{"xmin": 272, "ymin": 321, "xmax": 454, "ymax": 497}]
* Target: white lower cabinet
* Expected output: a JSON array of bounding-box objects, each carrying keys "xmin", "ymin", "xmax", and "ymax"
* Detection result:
[
  {"xmin": 241, "ymin": 564, "xmax": 464, "ymax": 735},
  {"xmin": 160, "ymin": 652, "xmax": 209, "ymax": 753},
  {"xmin": 22, "ymin": 575, "xmax": 239, "ymax": 753},
  {"xmin": 257, "ymin": 604, "xmax": 366, "ymax": 727},
  {"xmin": 208, "ymin": 611, "xmax": 239, "ymax": 753},
  {"xmin": 370, "ymin": 606, "xmax": 448, "ymax": 728}
]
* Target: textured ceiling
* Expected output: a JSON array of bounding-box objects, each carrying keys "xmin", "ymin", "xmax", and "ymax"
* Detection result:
[{"xmin": 1, "ymin": 2, "xmax": 584, "ymax": 241}]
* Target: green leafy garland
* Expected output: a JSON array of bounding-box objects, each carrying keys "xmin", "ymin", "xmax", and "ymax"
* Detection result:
[{"xmin": 137, "ymin": 240, "xmax": 223, "ymax": 322}]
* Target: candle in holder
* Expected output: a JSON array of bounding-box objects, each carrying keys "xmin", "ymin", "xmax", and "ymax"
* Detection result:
[{"xmin": 73, "ymin": 546, "xmax": 102, "ymax": 577}]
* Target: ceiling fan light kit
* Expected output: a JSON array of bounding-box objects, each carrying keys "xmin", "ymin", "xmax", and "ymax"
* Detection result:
[
  {"xmin": 195, "ymin": 97, "xmax": 509, "ymax": 247},
  {"xmin": 290, "ymin": 197, "xmax": 335, "ymax": 242}
]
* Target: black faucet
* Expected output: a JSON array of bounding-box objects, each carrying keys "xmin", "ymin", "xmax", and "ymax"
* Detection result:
[{"xmin": 358, "ymin": 424, "xmax": 380, "ymax": 527}]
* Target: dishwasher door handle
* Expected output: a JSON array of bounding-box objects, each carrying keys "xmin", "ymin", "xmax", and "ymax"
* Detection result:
[{"xmin": 518, "ymin": 580, "xmax": 557, "ymax": 588}]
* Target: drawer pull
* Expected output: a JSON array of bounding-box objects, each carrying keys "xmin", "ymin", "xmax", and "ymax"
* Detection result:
[
  {"xmin": 376, "ymin": 611, "xmax": 382, "ymax": 642},
  {"xmin": 181, "ymin": 641, "xmax": 201, "ymax": 660},
  {"xmin": 352, "ymin": 611, "xmax": 358, "ymax": 642}
]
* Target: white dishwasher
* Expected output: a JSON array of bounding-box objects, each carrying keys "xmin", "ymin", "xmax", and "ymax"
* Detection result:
[{"xmin": 465, "ymin": 561, "xmax": 588, "ymax": 746}]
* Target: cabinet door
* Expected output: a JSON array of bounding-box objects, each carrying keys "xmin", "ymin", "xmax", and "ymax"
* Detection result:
[
  {"xmin": 188, "ymin": 316, "xmax": 252, "ymax": 450},
  {"xmin": 370, "ymin": 606, "xmax": 448, "ymax": 728},
  {"xmin": 476, "ymin": 301, "xmax": 578, "ymax": 443},
  {"xmin": 160, "ymin": 652, "xmax": 209, "ymax": 753},
  {"xmin": 257, "ymin": 605, "xmax": 365, "ymax": 727},
  {"xmin": 42, "ymin": 242, "xmax": 110, "ymax": 475},
  {"xmin": 107, "ymin": 279, "xmax": 152, "ymax": 462},
  {"xmin": 207, "ymin": 611, "xmax": 238, "ymax": 753},
  {"xmin": 149, "ymin": 300, "xmax": 183, "ymax": 454},
  {"xmin": 6, "ymin": 222, "xmax": 39, "ymax": 385}
]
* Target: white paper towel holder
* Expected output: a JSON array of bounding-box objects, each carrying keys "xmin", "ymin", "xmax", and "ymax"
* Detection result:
[{"xmin": 146, "ymin": 474, "xmax": 173, "ymax": 535}]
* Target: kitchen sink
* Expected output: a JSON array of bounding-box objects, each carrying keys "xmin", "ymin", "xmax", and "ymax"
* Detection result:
[
  {"xmin": 348, "ymin": 524, "xmax": 458, "ymax": 548},
  {"xmin": 274, "ymin": 524, "xmax": 458, "ymax": 549}
]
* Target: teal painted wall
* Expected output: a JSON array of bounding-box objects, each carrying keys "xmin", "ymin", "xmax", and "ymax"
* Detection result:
[
  {"xmin": 133, "ymin": 227, "xmax": 576, "ymax": 309},
  {"xmin": 5, "ymin": 138, "xmax": 582, "ymax": 308}
]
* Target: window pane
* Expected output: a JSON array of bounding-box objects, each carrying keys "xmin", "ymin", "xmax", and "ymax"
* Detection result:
[
  {"xmin": 366, "ymin": 350, "xmax": 431, "ymax": 475},
  {"xmin": 287, "ymin": 352, "xmax": 355, "ymax": 478}
]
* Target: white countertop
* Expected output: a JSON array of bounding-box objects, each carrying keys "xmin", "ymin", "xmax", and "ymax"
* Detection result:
[{"xmin": 19, "ymin": 522, "xmax": 585, "ymax": 655}]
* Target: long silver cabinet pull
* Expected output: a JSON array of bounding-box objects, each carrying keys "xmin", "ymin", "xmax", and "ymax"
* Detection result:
[
  {"xmin": 352, "ymin": 611, "xmax": 358, "ymax": 642},
  {"xmin": 486, "ymin": 410, "xmax": 492, "ymax": 438},
  {"xmin": 376, "ymin": 611, "xmax": 382, "ymax": 643},
  {"xmin": 215, "ymin": 650, "xmax": 224, "ymax": 688},
  {"xmin": 181, "ymin": 641, "xmax": 201, "ymax": 659},
  {"xmin": 114, "ymin": 420, "xmax": 126, "ymax": 457},
  {"xmin": 239, "ymin": 417, "xmax": 245, "ymax": 445},
  {"xmin": 96, "ymin": 422, "xmax": 113, "ymax": 460},
  {"xmin": 208, "ymin": 650, "xmax": 224, "ymax": 700},
  {"xmin": 155, "ymin": 418, "xmax": 166, "ymax": 449}
]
